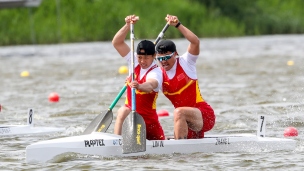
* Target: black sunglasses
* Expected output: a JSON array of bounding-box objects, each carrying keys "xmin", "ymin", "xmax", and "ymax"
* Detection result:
[{"xmin": 157, "ymin": 52, "xmax": 175, "ymax": 61}]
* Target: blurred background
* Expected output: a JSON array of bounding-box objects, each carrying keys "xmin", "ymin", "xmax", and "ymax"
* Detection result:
[
  {"xmin": 0, "ymin": 0, "xmax": 304, "ymax": 169},
  {"xmin": 1, "ymin": 0, "xmax": 304, "ymax": 46}
]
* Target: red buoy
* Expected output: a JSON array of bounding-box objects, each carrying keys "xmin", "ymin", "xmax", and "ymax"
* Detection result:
[
  {"xmin": 284, "ymin": 127, "xmax": 298, "ymax": 137},
  {"xmin": 157, "ymin": 110, "xmax": 169, "ymax": 117},
  {"xmin": 48, "ymin": 92, "xmax": 60, "ymax": 102}
]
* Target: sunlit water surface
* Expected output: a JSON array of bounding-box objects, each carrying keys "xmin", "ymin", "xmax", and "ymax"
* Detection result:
[{"xmin": 0, "ymin": 35, "xmax": 304, "ymax": 170}]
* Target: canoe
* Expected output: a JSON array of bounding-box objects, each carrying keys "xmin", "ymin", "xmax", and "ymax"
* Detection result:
[
  {"xmin": 25, "ymin": 115, "xmax": 296, "ymax": 163},
  {"xmin": 0, "ymin": 108, "xmax": 65, "ymax": 136}
]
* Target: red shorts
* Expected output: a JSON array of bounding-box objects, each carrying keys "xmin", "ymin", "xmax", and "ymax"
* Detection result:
[
  {"xmin": 124, "ymin": 105, "xmax": 165, "ymax": 140},
  {"xmin": 187, "ymin": 102, "xmax": 215, "ymax": 139},
  {"xmin": 146, "ymin": 122, "xmax": 165, "ymax": 140}
]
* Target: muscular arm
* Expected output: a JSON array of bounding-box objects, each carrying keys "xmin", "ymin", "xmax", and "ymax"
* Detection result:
[
  {"xmin": 112, "ymin": 15, "xmax": 139, "ymax": 57},
  {"xmin": 165, "ymin": 14, "xmax": 200, "ymax": 55},
  {"xmin": 177, "ymin": 25, "xmax": 200, "ymax": 56},
  {"xmin": 112, "ymin": 24, "xmax": 130, "ymax": 57},
  {"xmin": 138, "ymin": 78, "xmax": 158, "ymax": 92},
  {"xmin": 130, "ymin": 78, "xmax": 158, "ymax": 92}
]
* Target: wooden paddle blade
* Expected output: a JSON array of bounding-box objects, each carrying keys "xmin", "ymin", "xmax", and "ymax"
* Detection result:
[
  {"xmin": 82, "ymin": 109, "xmax": 113, "ymax": 135},
  {"xmin": 122, "ymin": 112, "xmax": 146, "ymax": 154}
]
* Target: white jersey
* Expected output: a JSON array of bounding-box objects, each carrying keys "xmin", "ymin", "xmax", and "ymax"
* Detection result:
[
  {"xmin": 165, "ymin": 51, "xmax": 198, "ymax": 79},
  {"xmin": 124, "ymin": 52, "xmax": 163, "ymax": 92}
]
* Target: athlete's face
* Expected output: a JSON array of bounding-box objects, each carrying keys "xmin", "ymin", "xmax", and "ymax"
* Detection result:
[
  {"xmin": 156, "ymin": 51, "xmax": 176, "ymax": 71},
  {"xmin": 137, "ymin": 51, "xmax": 155, "ymax": 69}
]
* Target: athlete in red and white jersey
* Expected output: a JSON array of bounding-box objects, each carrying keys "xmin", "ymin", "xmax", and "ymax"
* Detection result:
[
  {"xmin": 112, "ymin": 15, "xmax": 165, "ymax": 140},
  {"xmin": 156, "ymin": 14, "xmax": 216, "ymax": 139}
]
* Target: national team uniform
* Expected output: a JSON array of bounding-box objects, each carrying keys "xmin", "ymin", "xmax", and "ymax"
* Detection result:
[
  {"xmin": 161, "ymin": 52, "xmax": 215, "ymax": 139},
  {"xmin": 124, "ymin": 52, "xmax": 165, "ymax": 140}
]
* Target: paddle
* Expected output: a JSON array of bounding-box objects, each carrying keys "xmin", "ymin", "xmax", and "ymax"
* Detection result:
[
  {"xmin": 121, "ymin": 23, "xmax": 170, "ymax": 153},
  {"xmin": 82, "ymin": 85, "xmax": 127, "ymax": 134},
  {"xmin": 154, "ymin": 23, "xmax": 169, "ymax": 45},
  {"xmin": 121, "ymin": 21, "xmax": 145, "ymax": 154}
]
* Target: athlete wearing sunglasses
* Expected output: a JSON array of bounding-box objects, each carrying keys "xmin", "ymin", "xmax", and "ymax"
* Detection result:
[
  {"xmin": 156, "ymin": 42, "xmax": 177, "ymax": 71},
  {"xmin": 156, "ymin": 14, "xmax": 215, "ymax": 140},
  {"xmin": 157, "ymin": 52, "xmax": 175, "ymax": 61}
]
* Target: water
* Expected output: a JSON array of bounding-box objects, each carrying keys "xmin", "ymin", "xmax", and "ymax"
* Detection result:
[{"xmin": 0, "ymin": 35, "xmax": 304, "ymax": 170}]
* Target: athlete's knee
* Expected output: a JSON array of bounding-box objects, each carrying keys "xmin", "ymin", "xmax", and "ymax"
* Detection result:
[
  {"xmin": 117, "ymin": 107, "xmax": 130, "ymax": 121},
  {"xmin": 116, "ymin": 113, "xmax": 124, "ymax": 121},
  {"xmin": 191, "ymin": 123, "xmax": 203, "ymax": 132},
  {"xmin": 173, "ymin": 108, "xmax": 185, "ymax": 121}
]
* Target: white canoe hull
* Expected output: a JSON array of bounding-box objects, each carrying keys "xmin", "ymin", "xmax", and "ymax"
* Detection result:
[
  {"xmin": 0, "ymin": 125, "xmax": 65, "ymax": 136},
  {"xmin": 26, "ymin": 132, "xmax": 296, "ymax": 163},
  {"xmin": 0, "ymin": 108, "xmax": 65, "ymax": 136}
]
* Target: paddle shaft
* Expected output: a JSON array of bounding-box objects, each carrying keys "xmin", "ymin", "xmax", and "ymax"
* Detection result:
[
  {"xmin": 154, "ymin": 23, "xmax": 169, "ymax": 45},
  {"xmin": 109, "ymin": 85, "xmax": 127, "ymax": 110},
  {"xmin": 130, "ymin": 23, "xmax": 136, "ymax": 111}
]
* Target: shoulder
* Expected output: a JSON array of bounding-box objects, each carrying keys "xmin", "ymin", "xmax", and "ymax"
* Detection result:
[
  {"xmin": 149, "ymin": 66, "xmax": 162, "ymax": 75},
  {"xmin": 147, "ymin": 66, "xmax": 162, "ymax": 78},
  {"xmin": 180, "ymin": 51, "xmax": 198, "ymax": 65},
  {"xmin": 123, "ymin": 51, "xmax": 131, "ymax": 62}
]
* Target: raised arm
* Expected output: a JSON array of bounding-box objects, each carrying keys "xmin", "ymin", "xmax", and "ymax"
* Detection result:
[
  {"xmin": 112, "ymin": 15, "xmax": 139, "ymax": 57},
  {"xmin": 165, "ymin": 14, "xmax": 200, "ymax": 55}
]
